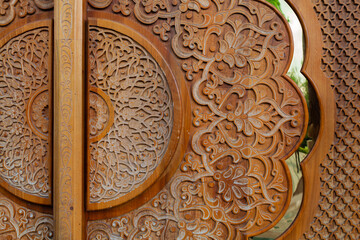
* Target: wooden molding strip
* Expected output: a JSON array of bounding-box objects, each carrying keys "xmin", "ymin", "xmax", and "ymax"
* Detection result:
[{"xmin": 54, "ymin": 0, "xmax": 86, "ymax": 238}]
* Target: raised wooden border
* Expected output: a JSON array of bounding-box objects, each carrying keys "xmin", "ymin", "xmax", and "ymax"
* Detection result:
[
  {"xmin": 279, "ymin": 0, "xmax": 336, "ymax": 239},
  {"xmin": 54, "ymin": 0, "xmax": 86, "ymax": 238}
]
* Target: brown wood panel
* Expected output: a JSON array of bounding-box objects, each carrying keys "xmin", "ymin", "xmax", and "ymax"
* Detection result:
[
  {"xmin": 84, "ymin": 1, "xmax": 325, "ymax": 239},
  {"xmin": 0, "ymin": 0, "xmax": 354, "ymax": 238},
  {"xmin": 302, "ymin": 0, "xmax": 360, "ymax": 239},
  {"xmin": 53, "ymin": 0, "xmax": 86, "ymax": 238}
]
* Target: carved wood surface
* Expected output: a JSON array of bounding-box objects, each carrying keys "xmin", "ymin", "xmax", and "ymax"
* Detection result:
[
  {"xmin": 0, "ymin": 0, "xmax": 356, "ymax": 238},
  {"xmin": 53, "ymin": 0, "xmax": 85, "ymax": 238},
  {"xmin": 88, "ymin": 26, "xmax": 174, "ymax": 204},
  {"xmin": 302, "ymin": 0, "xmax": 360, "ymax": 239},
  {"xmin": 0, "ymin": 0, "xmax": 53, "ymax": 27},
  {"xmin": 0, "ymin": 192, "xmax": 53, "ymax": 239},
  {"xmin": 0, "ymin": 21, "xmax": 52, "ymax": 204},
  {"xmin": 86, "ymin": 0, "xmax": 309, "ymax": 238}
]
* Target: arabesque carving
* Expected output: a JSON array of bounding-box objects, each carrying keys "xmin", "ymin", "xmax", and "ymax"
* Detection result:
[
  {"xmin": 0, "ymin": 193, "xmax": 54, "ymax": 239},
  {"xmin": 87, "ymin": 0, "xmax": 308, "ymax": 238},
  {"xmin": 0, "ymin": 0, "xmax": 54, "ymax": 27},
  {"xmin": 88, "ymin": 27, "xmax": 174, "ymax": 203},
  {"xmin": 0, "ymin": 27, "xmax": 51, "ymax": 199}
]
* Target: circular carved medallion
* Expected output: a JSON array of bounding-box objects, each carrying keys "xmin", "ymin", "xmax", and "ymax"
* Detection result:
[{"xmin": 87, "ymin": 21, "xmax": 185, "ymax": 210}]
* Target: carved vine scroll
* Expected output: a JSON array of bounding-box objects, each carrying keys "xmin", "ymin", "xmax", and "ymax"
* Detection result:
[
  {"xmin": 0, "ymin": 193, "xmax": 53, "ymax": 239},
  {"xmin": 0, "ymin": 194, "xmax": 54, "ymax": 240},
  {"xmin": 0, "ymin": 0, "xmax": 54, "ymax": 27},
  {"xmin": 88, "ymin": 27, "xmax": 174, "ymax": 204},
  {"xmin": 87, "ymin": 0, "xmax": 308, "ymax": 238},
  {"xmin": 0, "ymin": 22, "xmax": 52, "ymax": 204}
]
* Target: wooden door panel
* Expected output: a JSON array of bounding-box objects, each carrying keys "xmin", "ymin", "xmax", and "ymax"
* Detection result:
[
  {"xmin": 86, "ymin": 1, "xmax": 309, "ymax": 239},
  {"xmin": 0, "ymin": 0, "xmax": 357, "ymax": 239}
]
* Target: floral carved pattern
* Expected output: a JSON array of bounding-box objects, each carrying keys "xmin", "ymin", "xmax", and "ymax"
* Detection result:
[
  {"xmin": 88, "ymin": 27, "xmax": 174, "ymax": 203},
  {"xmin": 0, "ymin": 0, "xmax": 54, "ymax": 27},
  {"xmin": 0, "ymin": 27, "xmax": 51, "ymax": 199},
  {"xmin": 87, "ymin": 0, "xmax": 307, "ymax": 238},
  {"xmin": 0, "ymin": 193, "xmax": 54, "ymax": 239}
]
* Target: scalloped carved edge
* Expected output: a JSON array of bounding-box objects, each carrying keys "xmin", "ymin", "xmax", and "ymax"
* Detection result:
[{"xmin": 279, "ymin": 0, "xmax": 335, "ymax": 239}]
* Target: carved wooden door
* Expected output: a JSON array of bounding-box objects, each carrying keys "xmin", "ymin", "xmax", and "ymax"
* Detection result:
[{"xmin": 0, "ymin": 0, "xmax": 356, "ymax": 239}]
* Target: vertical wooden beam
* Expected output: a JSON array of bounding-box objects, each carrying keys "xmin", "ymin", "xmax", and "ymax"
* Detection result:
[{"xmin": 54, "ymin": 0, "xmax": 86, "ymax": 239}]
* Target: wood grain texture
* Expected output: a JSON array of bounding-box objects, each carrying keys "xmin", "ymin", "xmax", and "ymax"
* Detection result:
[
  {"xmin": 301, "ymin": 0, "xmax": 360, "ymax": 239},
  {"xmin": 276, "ymin": 0, "xmax": 336, "ymax": 238},
  {"xmin": 86, "ymin": 0, "xmax": 312, "ymax": 239},
  {"xmin": 54, "ymin": 0, "xmax": 86, "ymax": 238}
]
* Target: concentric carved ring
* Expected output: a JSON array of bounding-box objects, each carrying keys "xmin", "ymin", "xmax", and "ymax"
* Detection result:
[
  {"xmin": 27, "ymin": 87, "xmax": 49, "ymax": 140},
  {"xmin": 89, "ymin": 87, "xmax": 114, "ymax": 143}
]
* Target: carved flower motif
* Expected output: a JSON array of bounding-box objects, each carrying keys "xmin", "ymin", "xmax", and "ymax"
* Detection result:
[
  {"xmin": 118, "ymin": 94, "xmax": 129, "ymax": 104},
  {"xmin": 18, "ymin": 0, "xmax": 36, "ymax": 17},
  {"xmin": 21, "ymin": 77, "xmax": 32, "ymax": 88},
  {"xmin": 178, "ymin": 220, "xmax": 211, "ymax": 240},
  {"xmin": 108, "ymin": 76, "xmax": 120, "ymax": 89},
  {"xmin": 120, "ymin": 107, "xmax": 137, "ymax": 121},
  {"xmin": 111, "ymin": 217, "xmax": 129, "ymax": 238},
  {"xmin": 20, "ymin": 137, "xmax": 31, "ymax": 149},
  {"xmin": 214, "ymin": 166, "xmax": 254, "ymax": 202},
  {"xmin": 129, "ymin": 98, "xmax": 143, "ymax": 108},
  {"xmin": 34, "ymin": 145, "xmax": 46, "ymax": 159},
  {"xmin": 9, "ymin": 107, "xmax": 21, "ymax": 119},
  {"xmin": 108, "ymin": 141, "xmax": 120, "ymax": 152},
  {"xmin": 179, "ymin": 0, "xmax": 210, "ymax": 12},
  {"xmin": 118, "ymin": 125, "xmax": 130, "ymax": 138},
  {"xmin": 10, "ymin": 123, "xmax": 23, "ymax": 136},
  {"xmin": 228, "ymin": 99, "xmax": 270, "ymax": 136},
  {"xmin": 217, "ymin": 31, "xmax": 255, "ymax": 68},
  {"xmin": 92, "ymin": 149, "xmax": 106, "ymax": 164}
]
